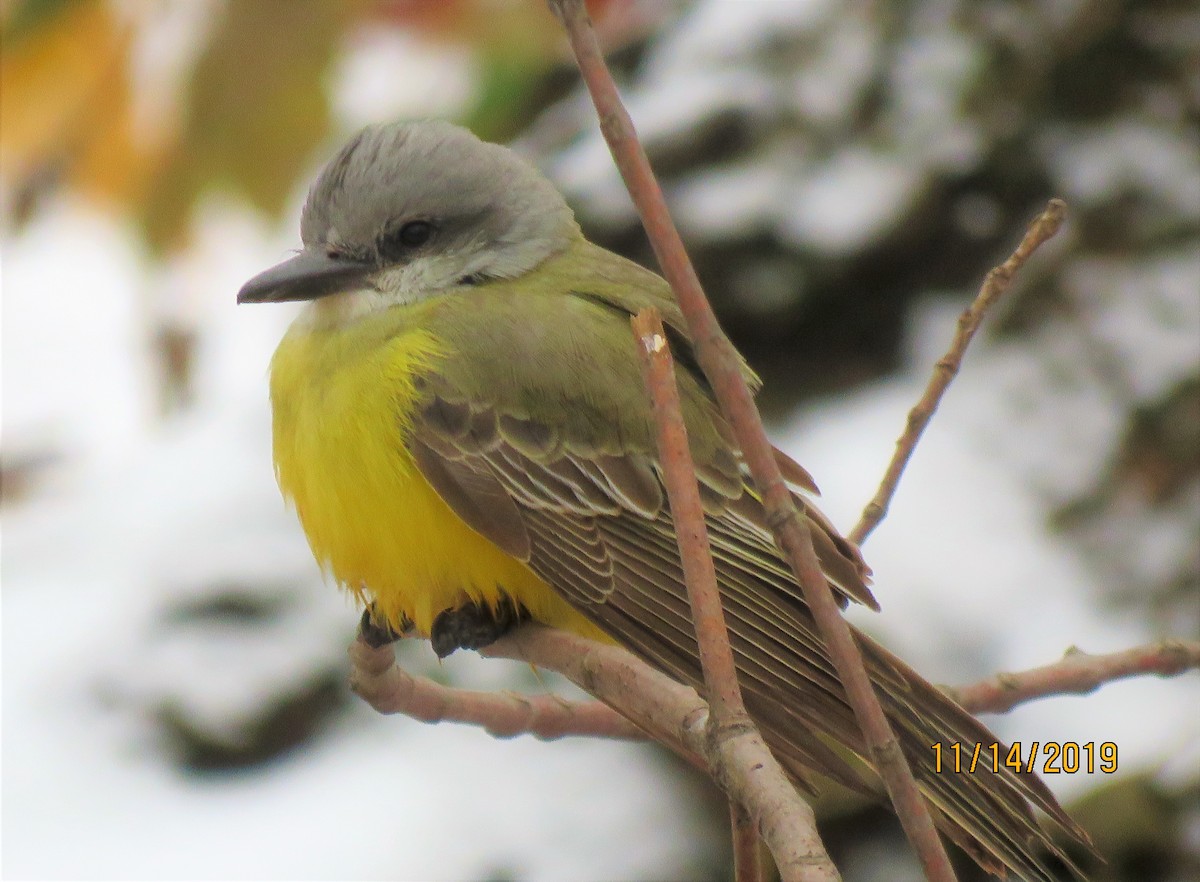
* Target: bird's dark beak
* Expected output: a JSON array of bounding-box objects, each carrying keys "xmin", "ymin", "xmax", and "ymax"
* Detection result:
[{"xmin": 237, "ymin": 248, "xmax": 373, "ymax": 304}]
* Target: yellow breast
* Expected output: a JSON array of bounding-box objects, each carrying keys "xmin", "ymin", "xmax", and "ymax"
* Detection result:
[{"xmin": 268, "ymin": 303, "xmax": 600, "ymax": 639}]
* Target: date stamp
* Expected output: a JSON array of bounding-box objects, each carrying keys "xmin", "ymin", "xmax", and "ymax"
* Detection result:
[{"xmin": 931, "ymin": 741, "xmax": 1118, "ymax": 775}]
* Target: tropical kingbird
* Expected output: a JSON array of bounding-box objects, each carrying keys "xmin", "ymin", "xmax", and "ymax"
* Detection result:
[{"xmin": 239, "ymin": 120, "xmax": 1090, "ymax": 879}]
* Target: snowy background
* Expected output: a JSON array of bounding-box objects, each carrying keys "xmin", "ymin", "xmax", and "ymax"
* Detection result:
[{"xmin": 4, "ymin": 1, "xmax": 1197, "ymax": 880}]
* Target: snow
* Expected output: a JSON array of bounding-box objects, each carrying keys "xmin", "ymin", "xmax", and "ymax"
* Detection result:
[
  {"xmin": 332, "ymin": 28, "xmax": 476, "ymax": 132},
  {"xmin": 542, "ymin": 0, "xmax": 889, "ymax": 238},
  {"xmin": 546, "ymin": 134, "xmax": 634, "ymax": 229},
  {"xmin": 788, "ymin": 14, "xmax": 878, "ymax": 128},
  {"xmin": 538, "ymin": 0, "xmax": 983, "ymax": 247},
  {"xmin": 887, "ymin": 28, "xmax": 984, "ymax": 170},
  {"xmin": 1064, "ymin": 249, "xmax": 1200, "ymax": 403},
  {"xmin": 672, "ymin": 152, "xmax": 794, "ymax": 239},
  {"xmin": 904, "ymin": 297, "xmax": 1131, "ymax": 506},
  {"xmin": 646, "ymin": 1, "xmax": 864, "ymax": 139},
  {"xmin": 2, "ymin": 206, "xmax": 152, "ymax": 466},
  {"xmin": 648, "ymin": 0, "xmax": 839, "ymax": 70},
  {"xmin": 628, "ymin": 68, "xmax": 775, "ymax": 150},
  {"xmin": 777, "ymin": 148, "xmax": 926, "ymax": 253},
  {"xmin": 121, "ymin": 0, "xmax": 219, "ymax": 141},
  {"xmin": 1041, "ymin": 121, "xmax": 1200, "ymax": 220}
]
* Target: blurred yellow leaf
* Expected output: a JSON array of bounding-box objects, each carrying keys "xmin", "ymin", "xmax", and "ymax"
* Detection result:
[{"xmin": 1, "ymin": 0, "xmax": 149, "ymax": 214}]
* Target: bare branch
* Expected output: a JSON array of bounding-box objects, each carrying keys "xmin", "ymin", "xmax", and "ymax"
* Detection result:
[
  {"xmin": 849, "ymin": 199, "xmax": 1068, "ymax": 546},
  {"xmin": 732, "ymin": 801, "xmax": 764, "ymax": 882},
  {"xmin": 349, "ymin": 639, "xmax": 647, "ymax": 741},
  {"xmin": 354, "ymin": 636, "xmax": 1199, "ymax": 749},
  {"xmin": 633, "ymin": 307, "xmax": 828, "ymax": 880},
  {"xmin": 631, "ymin": 308, "xmax": 749, "ymax": 723},
  {"xmin": 950, "ymin": 640, "xmax": 1200, "ymax": 715},
  {"xmin": 546, "ymin": 1, "xmax": 952, "ymax": 877}
]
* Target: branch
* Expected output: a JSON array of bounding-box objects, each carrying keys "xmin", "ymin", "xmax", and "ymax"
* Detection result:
[
  {"xmin": 352, "ymin": 637, "xmax": 1200, "ymax": 742},
  {"xmin": 848, "ymin": 199, "xmax": 1067, "ymax": 546},
  {"xmin": 546, "ymin": 1, "xmax": 953, "ymax": 878},
  {"xmin": 949, "ymin": 640, "xmax": 1200, "ymax": 715},
  {"xmin": 732, "ymin": 802, "xmax": 763, "ymax": 882},
  {"xmin": 632, "ymin": 308, "xmax": 832, "ymax": 881},
  {"xmin": 631, "ymin": 308, "xmax": 749, "ymax": 723},
  {"xmin": 349, "ymin": 639, "xmax": 648, "ymax": 741}
]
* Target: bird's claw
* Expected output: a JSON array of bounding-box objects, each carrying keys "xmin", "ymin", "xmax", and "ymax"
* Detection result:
[{"xmin": 430, "ymin": 599, "xmax": 529, "ymax": 658}]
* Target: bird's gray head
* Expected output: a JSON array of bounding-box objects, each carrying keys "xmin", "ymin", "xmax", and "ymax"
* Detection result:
[{"xmin": 238, "ymin": 120, "xmax": 579, "ymax": 314}]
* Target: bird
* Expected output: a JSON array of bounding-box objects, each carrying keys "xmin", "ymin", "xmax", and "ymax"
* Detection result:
[{"xmin": 239, "ymin": 119, "xmax": 1092, "ymax": 880}]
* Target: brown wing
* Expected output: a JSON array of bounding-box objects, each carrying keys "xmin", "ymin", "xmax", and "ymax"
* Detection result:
[{"xmin": 408, "ymin": 386, "xmax": 1091, "ymax": 882}]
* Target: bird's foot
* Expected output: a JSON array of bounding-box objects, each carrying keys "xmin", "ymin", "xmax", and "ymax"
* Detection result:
[
  {"xmin": 357, "ymin": 603, "xmax": 412, "ymax": 648},
  {"xmin": 430, "ymin": 599, "xmax": 529, "ymax": 658}
]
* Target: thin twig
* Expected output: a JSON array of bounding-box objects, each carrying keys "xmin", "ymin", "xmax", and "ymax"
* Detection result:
[
  {"xmin": 633, "ymin": 307, "xmax": 823, "ymax": 880},
  {"xmin": 732, "ymin": 802, "xmax": 764, "ymax": 882},
  {"xmin": 947, "ymin": 640, "xmax": 1200, "ymax": 714},
  {"xmin": 848, "ymin": 199, "xmax": 1068, "ymax": 546},
  {"xmin": 349, "ymin": 639, "xmax": 647, "ymax": 741},
  {"xmin": 631, "ymin": 309, "xmax": 747, "ymax": 723},
  {"xmin": 546, "ymin": 1, "xmax": 954, "ymax": 878}
]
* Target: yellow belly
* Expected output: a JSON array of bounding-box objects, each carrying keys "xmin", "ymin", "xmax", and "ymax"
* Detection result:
[{"xmin": 268, "ymin": 305, "xmax": 607, "ymax": 641}]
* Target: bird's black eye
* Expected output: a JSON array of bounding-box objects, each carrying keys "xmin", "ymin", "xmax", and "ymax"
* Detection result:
[
  {"xmin": 397, "ymin": 220, "xmax": 433, "ymax": 247},
  {"xmin": 378, "ymin": 220, "xmax": 435, "ymax": 262}
]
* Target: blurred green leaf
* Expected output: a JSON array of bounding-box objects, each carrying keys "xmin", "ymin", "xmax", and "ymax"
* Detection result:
[
  {"xmin": 2, "ymin": 0, "xmax": 79, "ymax": 45},
  {"xmin": 461, "ymin": 52, "xmax": 558, "ymax": 143},
  {"xmin": 141, "ymin": 0, "xmax": 359, "ymax": 253}
]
